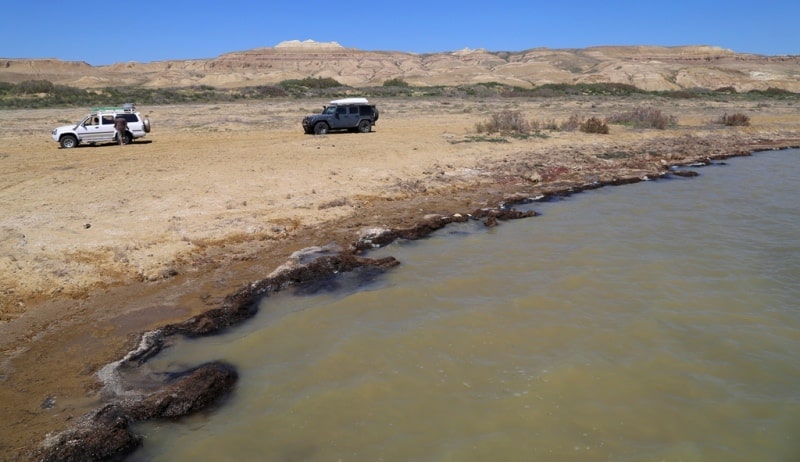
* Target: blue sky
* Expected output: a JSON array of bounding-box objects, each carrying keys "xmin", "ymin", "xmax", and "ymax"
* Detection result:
[{"xmin": 2, "ymin": 0, "xmax": 798, "ymax": 65}]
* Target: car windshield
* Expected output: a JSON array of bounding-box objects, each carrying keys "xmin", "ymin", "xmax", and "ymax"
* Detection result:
[{"xmin": 322, "ymin": 106, "xmax": 337, "ymax": 115}]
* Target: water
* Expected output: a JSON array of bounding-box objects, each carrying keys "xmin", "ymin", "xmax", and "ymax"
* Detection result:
[{"xmin": 130, "ymin": 149, "xmax": 800, "ymax": 461}]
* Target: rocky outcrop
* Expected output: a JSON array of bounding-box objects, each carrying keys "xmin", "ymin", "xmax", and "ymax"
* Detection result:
[{"xmin": 2, "ymin": 44, "xmax": 799, "ymax": 92}]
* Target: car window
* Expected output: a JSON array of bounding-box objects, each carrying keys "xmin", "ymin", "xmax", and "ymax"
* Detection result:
[
  {"xmin": 349, "ymin": 106, "xmax": 359, "ymax": 114},
  {"xmin": 101, "ymin": 115, "xmax": 115, "ymax": 125},
  {"xmin": 336, "ymin": 106, "xmax": 347, "ymax": 115},
  {"xmin": 121, "ymin": 114, "xmax": 138, "ymax": 122},
  {"xmin": 359, "ymin": 106, "xmax": 373, "ymax": 116}
]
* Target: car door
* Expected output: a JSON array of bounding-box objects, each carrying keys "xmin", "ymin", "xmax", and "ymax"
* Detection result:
[
  {"xmin": 79, "ymin": 114, "xmax": 104, "ymax": 143},
  {"xmin": 329, "ymin": 105, "xmax": 349, "ymax": 129},
  {"xmin": 345, "ymin": 105, "xmax": 361, "ymax": 128},
  {"xmin": 97, "ymin": 114, "xmax": 117, "ymax": 142}
]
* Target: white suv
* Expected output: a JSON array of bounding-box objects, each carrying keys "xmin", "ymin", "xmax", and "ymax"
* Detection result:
[{"xmin": 51, "ymin": 103, "xmax": 151, "ymax": 148}]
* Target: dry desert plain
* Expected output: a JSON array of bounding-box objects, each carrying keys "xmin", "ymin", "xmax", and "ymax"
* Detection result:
[{"xmin": 1, "ymin": 96, "xmax": 800, "ymax": 458}]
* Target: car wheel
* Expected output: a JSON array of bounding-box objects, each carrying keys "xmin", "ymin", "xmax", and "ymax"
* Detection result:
[
  {"xmin": 314, "ymin": 122, "xmax": 329, "ymax": 135},
  {"xmin": 122, "ymin": 133, "xmax": 133, "ymax": 144},
  {"xmin": 357, "ymin": 120, "xmax": 372, "ymax": 133},
  {"xmin": 60, "ymin": 135, "xmax": 78, "ymax": 149}
]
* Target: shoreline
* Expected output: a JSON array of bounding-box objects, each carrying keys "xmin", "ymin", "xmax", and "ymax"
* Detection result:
[
  {"xmin": 26, "ymin": 146, "xmax": 800, "ymax": 461},
  {"xmin": 2, "ymin": 98, "xmax": 800, "ymax": 459}
]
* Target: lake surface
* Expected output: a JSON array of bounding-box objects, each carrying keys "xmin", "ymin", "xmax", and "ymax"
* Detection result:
[{"xmin": 130, "ymin": 149, "xmax": 800, "ymax": 461}]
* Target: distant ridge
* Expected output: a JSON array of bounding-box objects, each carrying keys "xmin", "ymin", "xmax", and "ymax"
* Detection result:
[{"xmin": 2, "ymin": 43, "xmax": 799, "ymax": 93}]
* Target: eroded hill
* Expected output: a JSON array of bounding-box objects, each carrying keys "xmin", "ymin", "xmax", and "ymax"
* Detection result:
[{"xmin": 2, "ymin": 41, "xmax": 799, "ymax": 92}]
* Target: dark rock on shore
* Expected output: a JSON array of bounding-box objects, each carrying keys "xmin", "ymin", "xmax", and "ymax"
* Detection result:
[
  {"xmin": 670, "ymin": 170, "xmax": 700, "ymax": 177},
  {"xmin": 470, "ymin": 207, "xmax": 537, "ymax": 227},
  {"xmin": 353, "ymin": 208, "xmax": 537, "ymax": 251},
  {"xmin": 125, "ymin": 362, "xmax": 238, "ymax": 421},
  {"xmin": 31, "ymin": 361, "xmax": 237, "ymax": 462}
]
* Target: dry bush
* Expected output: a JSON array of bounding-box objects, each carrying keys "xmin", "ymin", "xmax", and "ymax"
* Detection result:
[
  {"xmin": 476, "ymin": 110, "xmax": 531, "ymax": 134},
  {"xmin": 529, "ymin": 118, "xmax": 559, "ymax": 131},
  {"xmin": 560, "ymin": 114, "xmax": 583, "ymax": 131},
  {"xmin": 608, "ymin": 106, "xmax": 677, "ymax": 129},
  {"xmin": 715, "ymin": 112, "xmax": 750, "ymax": 126},
  {"xmin": 580, "ymin": 117, "xmax": 610, "ymax": 134},
  {"xmin": 318, "ymin": 197, "xmax": 350, "ymax": 210}
]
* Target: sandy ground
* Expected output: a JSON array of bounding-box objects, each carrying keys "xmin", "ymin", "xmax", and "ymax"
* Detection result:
[{"xmin": 1, "ymin": 96, "xmax": 799, "ymax": 458}]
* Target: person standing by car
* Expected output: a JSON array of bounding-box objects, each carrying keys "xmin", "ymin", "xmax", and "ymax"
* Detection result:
[{"xmin": 114, "ymin": 115, "xmax": 128, "ymax": 145}]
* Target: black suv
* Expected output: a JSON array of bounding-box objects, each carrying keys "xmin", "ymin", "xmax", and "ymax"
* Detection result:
[{"xmin": 302, "ymin": 98, "xmax": 379, "ymax": 135}]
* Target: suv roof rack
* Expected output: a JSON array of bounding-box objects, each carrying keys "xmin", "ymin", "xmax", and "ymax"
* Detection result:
[
  {"xmin": 91, "ymin": 103, "xmax": 137, "ymax": 113},
  {"xmin": 328, "ymin": 97, "xmax": 369, "ymax": 105}
]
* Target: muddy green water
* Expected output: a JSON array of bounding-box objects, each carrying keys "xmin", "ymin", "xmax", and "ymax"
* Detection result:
[{"xmin": 130, "ymin": 149, "xmax": 800, "ymax": 461}]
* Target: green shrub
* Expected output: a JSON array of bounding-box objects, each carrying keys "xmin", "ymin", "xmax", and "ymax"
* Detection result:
[
  {"xmin": 383, "ymin": 78, "xmax": 410, "ymax": 87},
  {"xmin": 240, "ymin": 85, "xmax": 289, "ymax": 98},
  {"xmin": 503, "ymin": 82, "xmax": 643, "ymax": 98},
  {"xmin": 715, "ymin": 112, "xmax": 750, "ymax": 126},
  {"xmin": 748, "ymin": 87, "xmax": 796, "ymax": 97},
  {"xmin": 12, "ymin": 79, "xmax": 56, "ymax": 94},
  {"xmin": 278, "ymin": 77, "xmax": 343, "ymax": 89}
]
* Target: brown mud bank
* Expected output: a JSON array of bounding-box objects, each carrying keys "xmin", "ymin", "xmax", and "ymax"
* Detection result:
[{"xmin": 2, "ymin": 98, "xmax": 800, "ymax": 459}]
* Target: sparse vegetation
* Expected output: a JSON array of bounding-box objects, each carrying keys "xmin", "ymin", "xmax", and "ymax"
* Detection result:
[
  {"xmin": 560, "ymin": 114, "xmax": 583, "ymax": 132},
  {"xmin": 531, "ymin": 118, "xmax": 560, "ymax": 131},
  {"xmin": 475, "ymin": 111, "xmax": 611, "ymax": 137},
  {"xmin": 580, "ymin": 117, "xmax": 610, "ymax": 134},
  {"xmin": 452, "ymin": 135, "xmax": 510, "ymax": 144},
  {"xmin": 540, "ymin": 165, "xmax": 570, "ymax": 182},
  {"xmin": 503, "ymin": 82, "xmax": 643, "ymax": 98},
  {"xmin": 555, "ymin": 114, "xmax": 609, "ymax": 134},
  {"xmin": 279, "ymin": 77, "xmax": 343, "ymax": 90},
  {"xmin": 748, "ymin": 87, "xmax": 796, "ymax": 98},
  {"xmin": 0, "ymin": 80, "xmax": 289, "ymax": 108},
  {"xmin": 715, "ymin": 112, "xmax": 750, "ymax": 126},
  {"xmin": 475, "ymin": 110, "xmax": 531, "ymax": 134},
  {"xmin": 0, "ymin": 78, "xmax": 797, "ymax": 110},
  {"xmin": 468, "ymin": 111, "xmax": 561, "ymax": 142},
  {"xmin": 383, "ymin": 78, "xmax": 410, "ymax": 87},
  {"xmin": 608, "ymin": 106, "xmax": 677, "ymax": 129},
  {"xmin": 240, "ymin": 85, "xmax": 289, "ymax": 98},
  {"xmin": 8, "ymin": 79, "xmax": 57, "ymax": 94},
  {"xmin": 596, "ymin": 151, "xmax": 633, "ymax": 159},
  {"xmin": 318, "ymin": 197, "xmax": 350, "ymax": 210}
]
